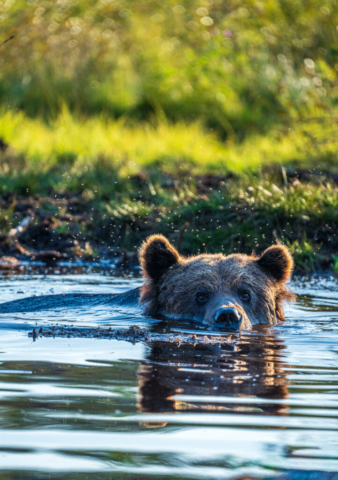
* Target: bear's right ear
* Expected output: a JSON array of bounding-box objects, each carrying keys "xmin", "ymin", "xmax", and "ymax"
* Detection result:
[
  {"xmin": 256, "ymin": 245, "xmax": 293, "ymax": 283},
  {"xmin": 139, "ymin": 235, "xmax": 181, "ymax": 284}
]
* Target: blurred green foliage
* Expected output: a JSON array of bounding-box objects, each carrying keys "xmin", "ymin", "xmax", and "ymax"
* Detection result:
[{"xmin": 1, "ymin": 0, "xmax": 338, "ymax": 137}]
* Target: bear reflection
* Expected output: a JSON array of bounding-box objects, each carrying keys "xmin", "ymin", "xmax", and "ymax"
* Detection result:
[{"xmin": 138, "ymin": 328, "xmax": 288, "ymax": 418}]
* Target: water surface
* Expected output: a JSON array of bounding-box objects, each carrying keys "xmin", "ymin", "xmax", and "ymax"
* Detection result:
[{"xmin": 0, "ymin": 266, "xmax": 337, "ymax": 479}]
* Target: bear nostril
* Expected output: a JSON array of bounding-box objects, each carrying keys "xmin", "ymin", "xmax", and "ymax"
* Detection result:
[{"xmin": 213, "ymin": 307, "xmax": 241, "ymax": 328}]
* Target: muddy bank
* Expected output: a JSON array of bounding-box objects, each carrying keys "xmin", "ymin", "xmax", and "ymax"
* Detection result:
[
  {"xmin": 0, "ymin": 169, "xmax": 338, "ymax": 273},
  {"xmin": 0, "ymin": 193, "xmax": 140, "ymax": 269}
]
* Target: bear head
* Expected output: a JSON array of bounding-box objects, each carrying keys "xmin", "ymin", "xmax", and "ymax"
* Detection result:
[{"xmin": 139, "ymin": 235, "xmax": 295, "ymax": 329}]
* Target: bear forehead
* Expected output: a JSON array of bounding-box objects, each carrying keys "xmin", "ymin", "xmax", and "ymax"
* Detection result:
[{"xmin": 165, "ymin": 253, "xmax": 271, "ymax": 290}]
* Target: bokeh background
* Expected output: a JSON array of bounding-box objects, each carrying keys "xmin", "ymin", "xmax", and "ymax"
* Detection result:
[{"xmin": 0, "ymin": 0, "xmax": 338, "ymax": 270}]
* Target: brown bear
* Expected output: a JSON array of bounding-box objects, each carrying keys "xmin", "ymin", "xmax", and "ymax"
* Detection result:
[
  {"xmin": 0, "ymin": 235, "xmax": 295, "ymax": 330},
  {"xmin": 139, "ymin": 234, "xmax": 295, "ymax": 329}
]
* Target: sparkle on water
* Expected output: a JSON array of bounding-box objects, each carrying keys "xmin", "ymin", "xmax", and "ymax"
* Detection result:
[{"xmin": 0, "ymin": 265, "xmax": 337, "ymax": 479}]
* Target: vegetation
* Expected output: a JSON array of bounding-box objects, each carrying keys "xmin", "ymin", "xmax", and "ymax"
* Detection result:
[
  {"xmin": 1, "ymin": 0, "xmax": 338, "ymax": 271},
  {"xmin": 2, "ymin": 0, "xmax": 338, "ymax": 133}
]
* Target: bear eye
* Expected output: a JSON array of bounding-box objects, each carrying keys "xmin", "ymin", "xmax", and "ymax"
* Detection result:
[
  {"xmin": 239, "ymin": 290, "xmax": 251, "ymax": 302},
  {"xmin": 196, "ymin": 290, "xmax": 209, "ymax": 305}
]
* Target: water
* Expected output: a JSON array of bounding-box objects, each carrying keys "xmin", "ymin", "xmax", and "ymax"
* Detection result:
[{"xmin": 0, "ymin": 266, "xmax": 337, "ymax": 479}]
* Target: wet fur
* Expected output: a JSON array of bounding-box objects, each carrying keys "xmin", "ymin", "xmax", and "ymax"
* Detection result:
[
  {"xmin": 0, "ymin": 235, "xmax": 295, "ymax": 326},
  {"xmin": 139, "ymin": 235, "xmax": 295, "ymax": 327}
]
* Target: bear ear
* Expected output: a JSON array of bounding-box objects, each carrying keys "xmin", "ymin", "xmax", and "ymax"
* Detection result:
[
  {"xmin": 139, "ymin": 235, "xmax": 181, "ymax": 283},
  {"xmin": 256, "ymin": 245, "xmax": 293, "ymax": 282}
]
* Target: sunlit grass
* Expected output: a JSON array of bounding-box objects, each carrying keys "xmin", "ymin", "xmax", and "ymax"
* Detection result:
[
  {"xmin": 0, "ymin": 109, "xmax": 229, "ymax": 174},
  {"xmin": 1, "ymin": 109, "xmax": 338, "ymax": 195}
]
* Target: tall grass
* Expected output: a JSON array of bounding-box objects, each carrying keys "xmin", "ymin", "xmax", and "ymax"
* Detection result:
[{"xmin": 1, "ymin": 109, "xmax": 338, "ymax": 197}]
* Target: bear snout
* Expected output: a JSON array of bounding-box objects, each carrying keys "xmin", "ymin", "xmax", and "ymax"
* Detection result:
[{"xmin": 212, "ymin": 306, "xmax": 242, "ymax": 329}]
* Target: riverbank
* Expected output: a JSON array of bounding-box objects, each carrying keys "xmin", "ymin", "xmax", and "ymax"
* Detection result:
[{"xmin": 0, "ymin": 165, "xmax": 337, "ymax": 273}]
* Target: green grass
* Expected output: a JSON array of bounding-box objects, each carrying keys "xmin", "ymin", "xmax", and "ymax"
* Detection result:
[
  {"xmin": 1, "ymin": 109, "xmax": 338, "ymax": 197},
  {"xmin": 96, "ymin": 174, "xmax": 337, "ymax": 269},
  {"xmin": 0, "ymin": 111, "xmax": 337, "ymax": 272}
]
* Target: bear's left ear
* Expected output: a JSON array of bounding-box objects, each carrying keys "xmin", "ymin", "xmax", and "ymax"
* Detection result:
[
  {"xmin": 256, "ymin": 245, "xmax": 293, "ymax": 282},
  {"xmin": 139, "ymin": 235, "xmax": 181, "ymax": 284}
]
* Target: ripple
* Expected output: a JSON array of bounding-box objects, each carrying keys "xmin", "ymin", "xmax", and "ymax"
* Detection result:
[{"xmin": 0, "ymin": 270, "xmax": 337, "ymax": 478}]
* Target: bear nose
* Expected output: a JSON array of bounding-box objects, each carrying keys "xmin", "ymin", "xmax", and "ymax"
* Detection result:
[{"xmin": 213, "ymin": 307, "xmax": 241, "ymax": 329}]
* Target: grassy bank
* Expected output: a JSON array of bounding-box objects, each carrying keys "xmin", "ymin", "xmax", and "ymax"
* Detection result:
[{"xmin": 0, "ymin": 111, "xmax": 337, "ymax": 273}]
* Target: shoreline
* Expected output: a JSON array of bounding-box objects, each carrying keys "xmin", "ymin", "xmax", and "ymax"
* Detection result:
[{"xmin": 0, "ymin": 169, "xmax": 337, "ymax": 274}]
